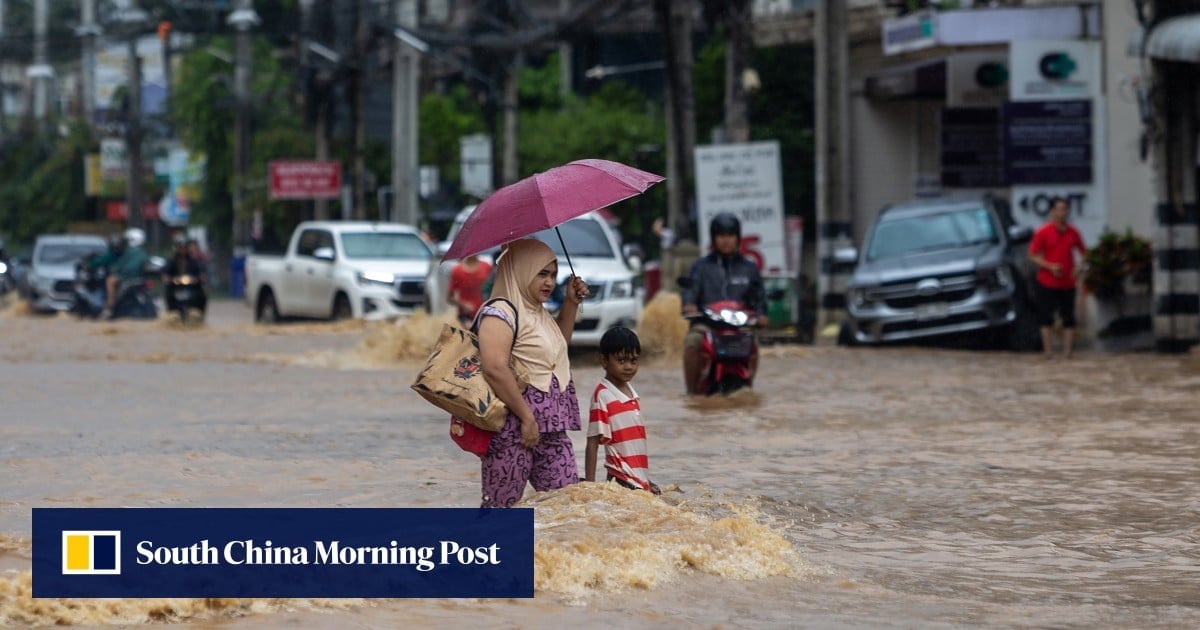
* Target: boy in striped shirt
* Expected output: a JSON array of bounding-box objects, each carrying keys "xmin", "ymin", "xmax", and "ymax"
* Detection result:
[{"xmin": 585, "ymin": 326, "xmax": 661, "ymax": 495}]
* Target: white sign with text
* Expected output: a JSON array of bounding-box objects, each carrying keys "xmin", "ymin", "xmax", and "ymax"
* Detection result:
[{"xmin": 694, "ymin": 140, "xmax": 787, "ymax": 273}]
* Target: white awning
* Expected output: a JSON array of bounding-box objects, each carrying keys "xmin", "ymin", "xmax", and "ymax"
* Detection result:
[{"xmin": 1143, "ymin": 14, "xmax": 1200, "ymax": 63}]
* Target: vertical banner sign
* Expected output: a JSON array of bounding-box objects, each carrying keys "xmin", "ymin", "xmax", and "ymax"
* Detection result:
[
  {"xmin": 33, "ymin": 508, "xmax": 534, "ymax": 598},
  {"xmin": 694, "ymin": 141, "xmax": 787, "ymax": 273},
  {"xmin": 1008, "ymin": 40, "xmax": 1106, "ymax": 246}
]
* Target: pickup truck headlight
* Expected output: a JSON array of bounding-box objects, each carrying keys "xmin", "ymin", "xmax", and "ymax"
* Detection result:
[
  {"xmin": 355, "ymin": 270, "xmax": 396, "ymax": 287},
  {"xmin": 977, "ymin": 266, "xmax": 1012, "ymax": 289},
  {"xmin": 849, "ymin": 287, "xmax": 868, "ymax": 307},
  {"xmin": 609, "ymin": 279, "xmax": 633, "ymax": 299}
]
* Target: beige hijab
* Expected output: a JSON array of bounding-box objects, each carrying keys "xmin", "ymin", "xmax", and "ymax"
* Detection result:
[{"xmin": 488, "ymin": 239, "xmax": 571, "ymax": 391}]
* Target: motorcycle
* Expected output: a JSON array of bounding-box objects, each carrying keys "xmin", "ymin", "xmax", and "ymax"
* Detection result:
[
  {"xmin": 687, "ymin": 300, "xmax": 760, "ymax": 395},
  {"xmin": 71, "ymin": 258, "xmax": 108, "ymax": 319},
  {"xmin": 108, "ymin": 259, "xmax": 164, "ymax": 320},
  {"xmin": 164, "ymin": 273, "xmax": 207, "ymax": 323}
]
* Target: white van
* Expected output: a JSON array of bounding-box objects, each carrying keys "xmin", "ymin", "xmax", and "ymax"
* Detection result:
[{"xmin": 426, "ymin": 208, "xmax": 643, "ymax": 346}]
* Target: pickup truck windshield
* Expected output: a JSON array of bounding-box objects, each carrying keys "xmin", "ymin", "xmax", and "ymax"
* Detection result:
[
  {"xmin": 37, "ymin": 243, "xmax": 104, "ymax": 264},
  {"xmin": 532, "ymin": 219, "xmax": 615, "ymax": 258},
  {"xmin": 867, "ymin": 207, "xmax": 998, "ymax": 261},
  {"xmin": 340, "ymin": 232, "xmax": 431, "ymax": 260}
]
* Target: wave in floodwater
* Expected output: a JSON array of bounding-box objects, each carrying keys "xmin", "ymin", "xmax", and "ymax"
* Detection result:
[{"xmin": 0, "ymin": 485, "xmax": 809, "ymax": 625}]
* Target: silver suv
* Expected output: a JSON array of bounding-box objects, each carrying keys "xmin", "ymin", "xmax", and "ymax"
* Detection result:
[
  {"xmin": 839, "ymin": 195, "xmax": 1040, "ymax": 350},
  {"xmin": 27, "ymin": 234, "xmax": 108, "ymax": 313}
]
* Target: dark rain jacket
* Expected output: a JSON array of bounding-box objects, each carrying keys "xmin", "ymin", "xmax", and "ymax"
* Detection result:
[{"xmin": 681, "ymin": 252, "xmax": 766, "ymax": 315}]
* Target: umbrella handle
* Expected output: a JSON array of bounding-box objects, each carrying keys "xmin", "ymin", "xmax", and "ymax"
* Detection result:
[{"xmin": 554, "ymin": 226, "xmax": 577, "ymax": 279}]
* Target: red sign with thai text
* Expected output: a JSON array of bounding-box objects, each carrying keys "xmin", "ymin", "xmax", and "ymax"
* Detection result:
[{"xmin": 269, "ymin": 160, "xmax": 342, "ymax": 200}]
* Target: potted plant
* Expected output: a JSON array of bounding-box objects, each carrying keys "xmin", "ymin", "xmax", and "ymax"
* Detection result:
[{"xmin": 1083, "ymin": 228, "xmax": 1152, "ymax": 301}]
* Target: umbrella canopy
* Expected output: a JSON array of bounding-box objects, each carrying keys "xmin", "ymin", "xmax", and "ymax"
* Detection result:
[{"xmin": 442, "ymin": 159, "xmax": 664, "ymax": 263}]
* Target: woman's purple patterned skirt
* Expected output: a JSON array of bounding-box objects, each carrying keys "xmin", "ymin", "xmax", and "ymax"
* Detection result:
[{"xmin": 480, "ymin": 376, "xmax": 580, "ymax": 507}]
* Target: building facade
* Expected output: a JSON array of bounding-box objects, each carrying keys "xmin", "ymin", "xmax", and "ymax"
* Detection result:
[{"xmin": 832, "ymin": 0, "xmax": 1160, "ymax": 347}]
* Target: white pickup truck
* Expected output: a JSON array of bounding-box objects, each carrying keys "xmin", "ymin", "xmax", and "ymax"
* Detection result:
[{"xmin": 246, "ymin": 221, "xmax": 434, "ymax": 322}]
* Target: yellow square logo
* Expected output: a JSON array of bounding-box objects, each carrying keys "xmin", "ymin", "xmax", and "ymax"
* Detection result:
[{"xmin": 61, "ymin": 530, "xmax": 121, "ymax": 575}]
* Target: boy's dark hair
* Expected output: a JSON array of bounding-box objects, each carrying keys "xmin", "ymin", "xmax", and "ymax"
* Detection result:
[{"xmin": 599, "ymin": 326, "xmax": 640, "ymax": 357}]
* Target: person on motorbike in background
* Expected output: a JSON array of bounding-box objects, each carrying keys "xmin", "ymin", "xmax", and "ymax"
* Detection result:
[
  {"xmin": 162, "ymin": 235, "xmax": 208, "ymax": 314},
  {"xmin": 105, "ymin": 228, "xmax": 148, "ymax": 315},
  {"xmin": 680, "ymin": 213, "xmax": 765, "ymax": 395},
  {"xmin": 81, "ymin": 235, "xmax": 124, "ymax": 310}
]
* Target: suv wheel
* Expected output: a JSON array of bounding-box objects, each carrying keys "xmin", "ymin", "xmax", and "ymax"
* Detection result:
[
  {"xmin": 837, "ymin": 321, "xmax": 859, "ymax": 347},
  {"xmin": 1008, "ymin": 289, "xmax": 1042, "ymax": 352}
]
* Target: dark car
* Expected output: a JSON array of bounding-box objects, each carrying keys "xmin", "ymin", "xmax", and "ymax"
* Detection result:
[{"xmin": 839, "ymin": 194, "xmax": 1041, "ymax": 350}]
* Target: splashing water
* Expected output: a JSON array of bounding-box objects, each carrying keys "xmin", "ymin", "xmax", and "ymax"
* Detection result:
[
  {"xmin": 525, "ymin": 483, "xmax": 811, "ymax": 599},
  {"xmin": 268, "ymin": 310, "xmax": 457, "ymax": 369},
  {"xmin": 636, "ymin": 292, "xmax": 688, "ymax": 364}
]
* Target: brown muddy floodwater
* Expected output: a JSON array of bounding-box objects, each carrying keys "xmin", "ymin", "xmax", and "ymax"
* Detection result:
[{"xmin": 1, "ymin": 293, "xmax": 1198, "ymax": 628}]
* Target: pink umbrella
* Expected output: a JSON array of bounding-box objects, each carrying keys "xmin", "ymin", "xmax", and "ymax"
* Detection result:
[{"xmin": 443, "ymin": 159, "xmax": 664, "ymax": 275}]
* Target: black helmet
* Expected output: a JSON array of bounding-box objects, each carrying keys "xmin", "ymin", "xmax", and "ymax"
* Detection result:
[{"xmin": 710, "ymin": 212, "xmax": 741, "ymax": 241}]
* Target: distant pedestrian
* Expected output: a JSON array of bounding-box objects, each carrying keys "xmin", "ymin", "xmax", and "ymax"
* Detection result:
[
  {"xmin": 447, "ymin": 254, "xmax": 492, "ymax": 325},
  {"xmin": 585, "ymin": 326, "xmax": 661, "ymax": 495},
  {"xmin": 1028, "ymin": 197, "xmax": 1087, "ymax": 358}
]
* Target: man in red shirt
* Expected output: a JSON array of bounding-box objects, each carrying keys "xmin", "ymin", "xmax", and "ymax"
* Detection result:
[
  {"xmin": 448, "ymin": 254, "xmax": 492, "ymax": 324},
  {"xmin": 1028, "ymin": 197, "xmax": 1088, "ymax": 358}
]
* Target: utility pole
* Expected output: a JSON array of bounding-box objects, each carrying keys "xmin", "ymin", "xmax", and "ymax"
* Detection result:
[
  {"xmin": 159, "ymin": 21, "xmax": 172, "ymax": 138},
  {"xmin": 125, "ymin": 33, "xmax": 143, "ymax": 230},
  {"xmin": 352, "ymin": 0, "xmax": 367, "ymax": 220},
  {"xmin": 657, "ymin": 0, "xmax": 696, "ymax": 277},
  {"xmin": 501, "ymin": 50, "xmax": 523, "ymax": 186},
  {"xmin": 815, "ymin": 0, "xmax": 852, "ymax": 330},
  {"xmin": 30, "ymin": 0, "xmax": 51, "ymax": 128},
  {"xmin": 0, "ymin": 0, "xmax": 8, "ymax": 144},
  {"xmin": 392, "ymin": 0, "xmax": 420, "ymax": 224},
  {"xmin": 229, "ymin": 1, "xmax": 260, "ymax": 255},
  {"xmin": 79, "ymin": 0, "xmax": 99, "ymax": 127},
  {"xmin": 299, "ymin": 0, "xmax": 331, "ymax": 221},
  {"xmin": 558, "ymin": 0, "xmax": 572, "ymax": 98},
  {"xmin": 723, "ymin": 0, "xmax": 752, "ymax": 144},
  {"xmin": 114, "ymin": 4, "xmax": 150, "ymax": 233}
]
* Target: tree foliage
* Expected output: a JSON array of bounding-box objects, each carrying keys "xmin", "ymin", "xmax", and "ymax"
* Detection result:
[{"xmin": 0, "ymin": 124, "xmax": 95, "ymax": 245}]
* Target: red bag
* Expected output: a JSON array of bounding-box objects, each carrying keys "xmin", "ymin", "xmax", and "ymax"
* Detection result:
[{"xmin": 449, "ymin": 416, "xmax": 494, "ymax": 457}]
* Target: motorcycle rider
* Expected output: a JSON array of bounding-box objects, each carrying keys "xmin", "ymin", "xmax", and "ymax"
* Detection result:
[
  {"xmin": 77, "ymin": 235, "xmax": 124, "ymax": 312},
  {"xmin": 105, "ymin": 227, "xmax": 149, "ymax": 316},
  {"xmin": 162, "ymin": 235, "xmax": 207, "ymax": 314},
  {"xmin": 680, "ymin": 213, "xmax": 765, "ymax": 395}
]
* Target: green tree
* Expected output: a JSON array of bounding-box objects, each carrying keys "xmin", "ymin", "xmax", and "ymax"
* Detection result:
[
  {"xmin": 171, "ymin": 34, "xmax": 318, "ymax": 249},
  {"xmin": 419, "ymin": 84, "xmax": 487, "ymax": 198},
  {"xmin": 693, "ymin": 37, "xmax": 815, "ymax": 225},
  {"xmin": 514, "ymin": 54, "xmax": 666, "ymax": 247},
  {"xmin": 0, "ymin": 123, "xmax": 95, "ymax": 244}
]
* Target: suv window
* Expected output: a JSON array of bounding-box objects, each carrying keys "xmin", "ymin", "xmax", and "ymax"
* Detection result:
[
  {"xmin": 867, "ymin": 207, "xmax": 999, "ymax": 261},
  {"xmin": 341, "ymin": 232, "xmax": 431, "ymax": 260},
  {"xmin": 37, "ymin": 242, "xmax": 105, "ymax": 264},
  {"xmin": 296, "ymin": 229, "xmax": 334, "ymax": 258},
  {"xmin": 532, "ymin": 218, "xmax": 615, "ymax": 258}
]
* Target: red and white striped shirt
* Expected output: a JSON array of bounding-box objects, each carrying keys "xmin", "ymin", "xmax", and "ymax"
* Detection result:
[{"xmin": 588, "ymin": 378, "xmax": 652, "ymax": 491}]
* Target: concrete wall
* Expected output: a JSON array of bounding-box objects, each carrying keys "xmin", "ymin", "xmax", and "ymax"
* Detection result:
[
  {"xmin": 848, "ymin": 96, "xmax": 918, "ymax": 245},
  {"xmin": 1103, "ymin": 0, "xmax": 1157, "ymax": 239}
]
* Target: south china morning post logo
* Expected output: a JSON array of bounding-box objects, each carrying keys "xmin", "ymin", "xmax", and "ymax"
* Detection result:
[
  {"xmin": 61, "ymin": 530, "xmax": 121, "ymax": 575},
  {"xmin": 33, "ymin": 508, "xmax": 534, "ymax": 598}
]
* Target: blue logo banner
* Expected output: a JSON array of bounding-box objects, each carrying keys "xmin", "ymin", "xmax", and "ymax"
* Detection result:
[{"xmin": 34, "ymin": 508, "xmax": 534, "ymax": 598}]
